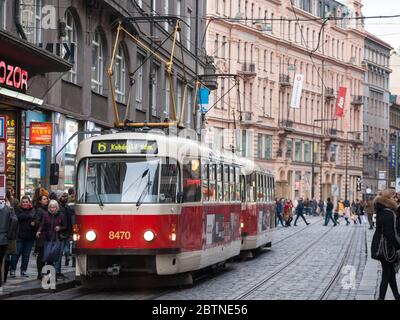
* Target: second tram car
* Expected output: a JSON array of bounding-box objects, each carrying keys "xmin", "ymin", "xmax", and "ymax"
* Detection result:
[{"xmin": 72, "ymin": 131, "xmax": 275, "ymax": 286}]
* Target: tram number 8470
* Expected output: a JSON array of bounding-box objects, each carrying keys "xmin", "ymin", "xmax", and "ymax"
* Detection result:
[{"xmin": 108, "ymin": 231, "xmax": 131, "ymax": 240}]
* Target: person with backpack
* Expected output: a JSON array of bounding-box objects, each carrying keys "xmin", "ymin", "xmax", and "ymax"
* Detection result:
[
  {"xmin": 0, "ymin": 201, "xmax": 18, "ymax": 292},
  {"xmin": 9, "ymin": 196, "xmax": 36, "ymax": 278},
  {"xmin": 294, "ymin": 198, "xmax": 310, "ymax": 226}
]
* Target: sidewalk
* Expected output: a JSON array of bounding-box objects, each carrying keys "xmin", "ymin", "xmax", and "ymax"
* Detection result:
[
  {"xmin": 0, "ymin": 252, "xmax": 77, "ymax": 299},
  {"xmin": 356, "ymin": 228, "xmax": 399, "ymax": 300}
]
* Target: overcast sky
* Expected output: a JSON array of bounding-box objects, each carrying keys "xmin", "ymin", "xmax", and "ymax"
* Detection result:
[{"xmin": 362, "ymin": 0, "xmax": 400, "ymax": 51}]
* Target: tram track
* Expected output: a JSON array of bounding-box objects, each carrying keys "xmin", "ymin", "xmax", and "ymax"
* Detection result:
[
  {"xmin": 318, "ymin": 225, "xmax": 367, "ymax": 300},
  {"xmin": 235, "ymin": 224, "xmax": 334, "ymax": 300}
]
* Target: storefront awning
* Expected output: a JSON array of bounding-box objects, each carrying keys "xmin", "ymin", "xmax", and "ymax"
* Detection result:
[{"xmin": 0, "ymin": 29, "xmax": 72, "ymax": 77}]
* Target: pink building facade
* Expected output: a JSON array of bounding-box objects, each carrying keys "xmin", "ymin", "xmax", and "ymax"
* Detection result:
[{"xmin": 205, "ymin": 0, "xmax": 366, "ymax": 202}]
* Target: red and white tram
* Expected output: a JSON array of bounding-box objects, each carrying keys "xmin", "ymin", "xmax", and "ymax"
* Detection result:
[{"xmin": 72, "ymin": 131, "xmax": 275, "ymax": 286}]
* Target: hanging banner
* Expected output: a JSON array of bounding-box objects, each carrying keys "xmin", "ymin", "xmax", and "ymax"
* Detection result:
[
  {"xmin": 290, "ymin": 74, "xmax": 304, "ymax": 109},
  {"xmin": 335, "ymin": 86, "xmax": 347, "ymax": 117},
  {"xmin": 30, "ymin": 122, "xmax": 53, "ymax": 146}
]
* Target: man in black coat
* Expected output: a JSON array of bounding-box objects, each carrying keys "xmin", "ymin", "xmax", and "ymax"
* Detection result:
[
  {"xmin": 294, "ymin": 198, "xmax": 310, "ymax": 226},
  {"xmin": 324, "ymin": 198, "xmax": 337, "ymax": 226},
  {"xmin": 371, "ymin": 190, "xmax": 400, "ymax": 300}
]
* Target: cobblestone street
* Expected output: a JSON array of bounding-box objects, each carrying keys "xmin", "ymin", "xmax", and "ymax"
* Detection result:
[{"xmin": 6, "ymin": 216, "xmax": 397, "ymax": 301}]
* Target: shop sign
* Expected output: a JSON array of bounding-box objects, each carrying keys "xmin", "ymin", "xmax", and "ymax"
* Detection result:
[
  {"xmin": 0, "ymin": 117, "xmax": 5, "ymax": 139},
  {"xmin": 30, "ymin": 122, "xmax": 53, "ymax": 145},
  {"xmin": 0, "ymin": 60, "xmax": 29, "ymax": 92}
]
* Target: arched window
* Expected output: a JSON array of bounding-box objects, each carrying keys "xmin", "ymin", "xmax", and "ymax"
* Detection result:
[
  {"xmin": 115, "ymin": 44, "xmax": 126, "ymax": 104},
  {"xmin": 20, "ymin": 0, "xmax": 42, "ymax": 44},
  {"xmin": 63, "ymin": 10, "xmax": 78, "ymax": 83},
  {"xmin": 91, "ymin": 29, "xmax": 104, "ymax": 94}
]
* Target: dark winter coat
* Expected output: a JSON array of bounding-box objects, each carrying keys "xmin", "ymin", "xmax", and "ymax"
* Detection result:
[
  {"xmin": 0, "ymin": 205, "xmax": 11, "ymax": 245},
  {"xmin": 326, "ymin": 201, "xmax": 334, "ymax": 213},
  {"xmin": 15, "ymin": 207, "xmax": 36, "ymax": 240},
  {"xmin": 276, "ymin": 201, "xmax": 283, "ymax": 214},
  {"xmin": 59, "ymin": 202, "xmax": 74, "ymax": 238},
  {"xmin": 296, "ymin": 201, "xmax": 304, "ymax": 215},
  {"xmin": 371, "ymin": 196, "xmax": 400, "ymax": 262},
  {"xmin": 34, "ymin": 205, "xmax": 48, "ymax": 247},
  {"xmin": 38, "ymin": 211, "xmax": 67, "ymax": 242}
]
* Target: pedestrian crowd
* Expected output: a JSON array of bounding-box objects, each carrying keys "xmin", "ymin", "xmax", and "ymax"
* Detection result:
[
  {"xmin": 275, "ymin": 196, "xmax": 375, "ymax": 228},
  {"xmin": 275, "ymin": 190, "xmax": 400, "ymax": 300},
  {"xmin": 0, "ymin": 187, "xmax": 75, "ymax": 293}
]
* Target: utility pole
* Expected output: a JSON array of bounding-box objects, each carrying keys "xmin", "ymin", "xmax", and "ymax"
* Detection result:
[{"xmin": 319, "ymin": 0, "xmax": 326, "ymax": 201}]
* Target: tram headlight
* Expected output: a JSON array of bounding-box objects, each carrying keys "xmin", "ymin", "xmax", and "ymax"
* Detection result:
[
  {"xmin": 73, "ymin": 233, "xmax": 80, "ymax": 242},
  {"xmin": 144, "ymin": 230, "xmax": 155, "ymax": 242},
  {"xmin": 86, "ymin": 230, "xmax": 97, "ymax": 242}
]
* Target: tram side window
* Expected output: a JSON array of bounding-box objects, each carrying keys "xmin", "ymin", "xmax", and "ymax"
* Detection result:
[
  {"xmin": 209, "ymin": 164, "xmax": 217, "ymax": 201},
  {"xmin": 235, "ymin": 168, "xmax": 240, "ymax": 201},
  {"xmin": 217, "ymin": 164, "xmax": 223, "ymax": 201},
  {"xmin": 159, "ymin": 158, "xmax": 179, "ymax": 203},
  {"xmin": 240, "ymin": 174, "xmax": 246, "ymax": 202},
  {"xmin": 182, "ymin": 158, "xmax": 201, "ymax": 202},
  {"xmin": 202, "ymin": 163, "xmax": 209, "ymax": 201},
  {"xmin": 264, "ymin": 175, "xmax": 268, "ymax": 202},
  {"xmin": 268, "ymin": 177, "xmax": 272, "ymax": 202},
  {"xmin": 223, "ymin": 165, "xmax": 230, "ymax": 201},
  {"xmin": 230, "ymin": 166, "xmax": 235, "ymax": 201},
  {"xmin": 247, "ymin": 174, "xmax": 256, "ymax": 202}
]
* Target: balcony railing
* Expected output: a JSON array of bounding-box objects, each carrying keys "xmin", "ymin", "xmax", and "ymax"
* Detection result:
[
  {"xmin": 238, "ymin": 63, "xmax": 257, "ymax": 77},
  {"xmin": 325, "ymin": 87, "xmax": 335, "ymax": 99},
  {"xmin": 279, "ymin": 74, "xmax": 291, "ymax": 86},
  {"xmin": 279, "ymin": 119, "xmax": 293, "ymax": 128},
  {"xmin": 351, "ymin": 95, "xmax": 363, "ymax": 105}
]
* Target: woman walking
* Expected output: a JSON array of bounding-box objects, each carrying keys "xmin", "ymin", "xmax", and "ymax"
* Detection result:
[
  {"xmin": 9, "ymin": 197, "xmax": 37, "ymax": 278},
  {"xmin": 36, "ymin": 200, "xmax": 66, "ymax": 281},
  {"xmin": 34, "ymin": 194, "xmax": 48, "ymax": 279},
  {"xmin": 371, "ymin": 189, "xmax": 400, "ymax": 300}
]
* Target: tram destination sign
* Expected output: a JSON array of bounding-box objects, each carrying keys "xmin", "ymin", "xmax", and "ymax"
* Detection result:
[{"xmin": 91, "ymin": 140, "xmax": 158, "ymax": 155}]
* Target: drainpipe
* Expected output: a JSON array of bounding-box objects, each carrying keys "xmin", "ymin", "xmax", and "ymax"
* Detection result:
[{"xmin": 15, "ymin": 0, "xmax": 27, "ymax": 40}]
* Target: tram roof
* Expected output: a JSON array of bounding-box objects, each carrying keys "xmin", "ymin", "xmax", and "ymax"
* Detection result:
[{"xmin": 77, "ymin": 131, "xmax": 273, "ymax": 175}]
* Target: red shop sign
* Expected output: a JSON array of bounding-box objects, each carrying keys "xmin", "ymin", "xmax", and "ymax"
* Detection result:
[
  {"xmin": 0, "ymin": 60, "xmax": 29, "ymax": 92},
  {"xmin": 30, "ymin": 122, "xmax": 53, "ymax": 146}
]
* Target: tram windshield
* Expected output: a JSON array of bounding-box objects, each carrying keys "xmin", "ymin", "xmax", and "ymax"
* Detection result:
[{"xmin": 77, "ymin": 157, "xmax": 162, "ymax": 204}]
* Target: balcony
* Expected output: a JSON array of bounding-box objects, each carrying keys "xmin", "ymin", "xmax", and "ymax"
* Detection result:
[
  {"xmin": 348, "ymin": 132, "xmax": 363, "ymax": 145},
  {"xmin": 240, "ymin": 111, "xmax": 256, "ymax": 124},
  {"xmin": 238, "ymin": 63, "xmax": 257, "ymax": 78},
  {"xmin": 325, "ymin": 87, "xmax": 336, "ymax": 99},
  {"xmin": 278, "ymin": 119, "xmax": 295, "ymax": 136},
  {"xmin": 279, "ymin": 74, "xmax": 291, "ymax": 87},
  {"xmin": 351, "ymin": 95, "xmax": 364, "ymax": 106},
  {"xmin": 323, "ymin": 128, "xmax": 337, "ymax": 143}
]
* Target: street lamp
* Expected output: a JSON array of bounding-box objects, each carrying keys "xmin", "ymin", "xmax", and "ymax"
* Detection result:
[
  {"xmin": 344, "ymin": 130, "xmax": 367, "ymax": 202},
  {"xmin": 311, "ymin": 118, "xmax": 337, "ymax": 200}
]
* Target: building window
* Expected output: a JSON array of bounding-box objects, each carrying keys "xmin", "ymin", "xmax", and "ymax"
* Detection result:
[
  {"xmin": 151, "ymin": 65, "xmax": 159, "ymax": 116},
  {"xmin": 165, "ymin": 75, "xmax": 171, "ymax": 117},
  {"xmin": 115, "ymin": 44, "xmax": 126, "ymax": 104},
  {"xmin": 164, "ymin": 0, "xmax": 169, "ymax": 30},
  {"xmin": 63, "ymin": 10, "xmax": 78, "ymax": 84},
  {"xmin": 0, "ymin": 0, "xmax": 5, "ymax": 29},
  {"xmin": 176, "ymin": 80, "xmax": 183, "ymax": 121},
  {"xmin": 136, "ymin": 54, "xmax": 144, "ymax": 110},
  {"xmin": 91, "ymin": 29, "xmax": 104, "ymax": 94},
  {"xmin": 176, "ymin": 0, "xmax": 181, "ymax": 41},
  {"xmin": 263, "ymin": 87, "xmax": 266, "ymax": 115},
  {"xmin": 286, "ymin": 139, "xmax": 293, "ymax": 160},
  {"xmin": 295, "ymin": 140, "xmax": 302, "ymax": 162},
  {"xmin": 186, "ymin": 87, "xmax": 192, "ymax": 126},
  {"xmin": 20, "ymin": 0, "xmax": 42, "ymax": 44},
  {"xmin": 330, "ymin": 144, "xmax": 336, "ymax": 162},
  {"xmin": 257, "ymin": 133, "xmax": 263, "ymax": 159},
  {"xmin": 186, "ymin": 9, "xmax": 191, "ymax": 50},
  {"xmin": 304, "ymin": 141, "xmax": 311, "ymax": 162},
  {"xmin": 265, "ymin": 135, "xmax": 272, "ymax": 160},
  {"xmin": 300, "ymin": 0, "xmax": 312, "ymax": 13}
]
